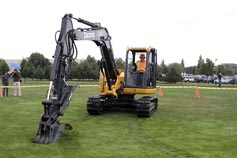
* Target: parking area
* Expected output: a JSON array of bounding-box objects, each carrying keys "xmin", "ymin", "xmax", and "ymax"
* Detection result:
[{"xmin": 182, "ymin": 75, "xmax": 237, "ymax": 84}]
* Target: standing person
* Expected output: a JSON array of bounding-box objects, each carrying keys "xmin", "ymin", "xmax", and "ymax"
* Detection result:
[
  {"xmin": 218, "ymin": 72, "xmax": 223, "ymax": 88},
  {"xmin": 12, "ymin": 69, "xmax": 21, "ymax": 96},
  {"xmin": 1, "ymin": 72, "xmax": 10, "ymax": 97}
]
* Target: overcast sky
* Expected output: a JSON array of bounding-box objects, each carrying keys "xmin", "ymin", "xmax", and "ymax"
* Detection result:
[{"xmin": 0, "ymin": 0, "xmax": 237, "ymax": 66}]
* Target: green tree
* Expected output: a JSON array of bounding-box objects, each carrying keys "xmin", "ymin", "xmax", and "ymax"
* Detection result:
[
  {"xmin": 166, "ymin": 63, "xmax": 184, "ymax": 83},
  {"xmin": 78, "ymin": 55, "xmax": 99, "ymax": 80},
  {"xmin": 45, "ymin": 64, "xmax": 52, "ymax": 79},
  {"xmin": 217, "ymin": 65, "xmax": 225, "ymax": 75},
  {"xmin": 197, "ymin": 57, "xmax": 214, "ymax": 75},
  {"xmin": 225, "ymin": 68, "xmax": 234, "ymax": 76},
  {"xmin": 204, "ymin": 58, "xmax": 214, "ymax": 76},
  {"xmin": 69, "ymin": 60, "xmax": 79, "ymax": 80},
  {"xmin": 20, "ymin": 58, "xmax": 30, "ymax": 79},
  {"xmin": 159, "ymin": 59, "xmax": 168, "ymax": 81},
  {"xmin": 115, "ymin": 58, "xmax": 125, "ymax": 69},
  {"xmin": 0, "ymin": 59, "xmax": 9, "ymax": 75},
  {"xmin": 33, "ymin": 67, "xmax": 45, "ymax": 80},
  {"xmin": 197, "ymin": 55, "xmax": 204, "ymax": 74},
  {"xmin": 181, "ymin": 59, "xmax": 185, "ymax": 68},
  {"xmin": 217, "ymin": 65, "xmax": 234, "ymax": 76},
  {"xmin": 184, "ymin": 66, "xmax": 197, "ymax": 75},
  {"xmin": 27, "ymin": 52, "xmax": 52, "ymax": 79},
  {"xmin": 157, "ymin": 64, "xmax": 161, "ymax": 80}
]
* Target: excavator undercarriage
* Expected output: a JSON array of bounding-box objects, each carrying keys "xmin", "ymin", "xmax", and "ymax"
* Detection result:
[{"xmin": 87, "ymin": 95, "xmax": 158, "ymax": 117}]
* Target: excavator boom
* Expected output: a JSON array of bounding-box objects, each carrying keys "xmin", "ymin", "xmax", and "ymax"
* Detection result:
[{"xmin": 34, "ymin": 14, "xmax": 120, "ymax": 144}]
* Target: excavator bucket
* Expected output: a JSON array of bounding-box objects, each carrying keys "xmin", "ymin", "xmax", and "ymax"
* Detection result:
[
  {"xmin": 34, "ymin": 85, "xmax": 77, "ymax": 144},
  {"xmin": 33, "ymin": 122, "xmax": 72, "ymax": 144}
]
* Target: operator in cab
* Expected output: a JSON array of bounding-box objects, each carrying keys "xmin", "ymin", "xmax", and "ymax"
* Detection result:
[
  {"xmin": 135, "ymin": 53, "xmax": 146, "ymax": 86},
  {"xmin": 136, "ymin": 54, "xmax": 146, "ymax": 73}
]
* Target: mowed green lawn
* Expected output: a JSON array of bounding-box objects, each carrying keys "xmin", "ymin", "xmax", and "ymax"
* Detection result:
[{"xmin": 0, "ymin": 83, "xmax": 237, "ymax": 158}]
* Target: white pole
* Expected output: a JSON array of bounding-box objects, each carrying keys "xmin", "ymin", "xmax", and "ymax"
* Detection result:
[{"xmin": 46, "ymin": 81, "xmax": 53, "ymax": 100}]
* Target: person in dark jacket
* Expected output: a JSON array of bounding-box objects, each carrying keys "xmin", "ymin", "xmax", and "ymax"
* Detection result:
[
  {"xmin": 12, "ymin": 69, "xmax": 21, "ymax": 96},
  {"xmin": 1, "ymin": 72, "xmax": 10, "ymax": 97},
  {"xmin": 218, "ymin": 72, "xmax": 223, "ymax": 87}
]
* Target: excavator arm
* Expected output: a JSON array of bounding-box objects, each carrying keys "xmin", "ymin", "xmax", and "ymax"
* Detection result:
[
  {"xmin": 73, "ymin": 17, "xmax": 119, "ymax": 88},
  {"xmin": 34, "ymin": 14, "xmax": 118, "ymax": 144}
]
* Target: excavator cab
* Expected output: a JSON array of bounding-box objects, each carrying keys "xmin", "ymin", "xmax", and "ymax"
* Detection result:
[{"xmin": 124, "ymin": 47, "xmax": 157, "ymax": 90}]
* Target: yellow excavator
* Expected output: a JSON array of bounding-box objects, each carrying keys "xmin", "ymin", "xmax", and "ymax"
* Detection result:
[
  {"xmin": 34, "ymin": 14, "xmax": 158, "ymax": 144},
  {"xmin": 88, "ymin": 47, "xmax": 158, "ymax": 117}
]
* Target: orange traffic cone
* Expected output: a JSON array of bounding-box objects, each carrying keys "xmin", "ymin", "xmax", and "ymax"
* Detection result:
[
  {"xmin": 195, "ymin": 87, "xmax": 200, "ymax": 98},
  {"xmin": 158, "ymin": 87, "xmax": 163, "ymax": 97},
  {"xmin": 0, "ymin": 86, "xmax": 3, "ymax": 98}
]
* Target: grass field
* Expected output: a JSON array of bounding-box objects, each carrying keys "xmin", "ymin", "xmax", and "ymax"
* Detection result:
[{"xmin": 0, "ymin": 82, "xmax": 237, "ymax": 158}]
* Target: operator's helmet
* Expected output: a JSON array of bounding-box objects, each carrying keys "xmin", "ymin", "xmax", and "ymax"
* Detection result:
[{"xmin": 139, "ymin": 54, "xmax": 145, "ymax": 58}]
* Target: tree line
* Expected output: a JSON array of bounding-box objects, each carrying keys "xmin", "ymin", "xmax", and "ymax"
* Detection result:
[
  {"xmin": 0, "ymin": 53, "xmax": 235, "ymax": 83},
  {"xmin": 0, "ymin": 52, "xmax": 125, "ymax": 81}
]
